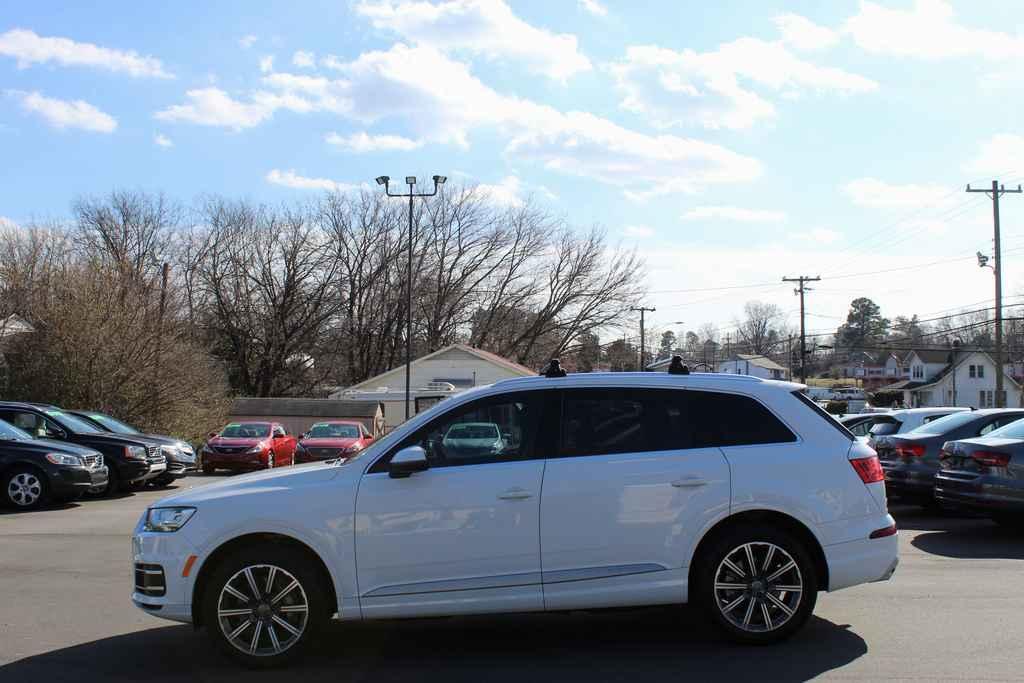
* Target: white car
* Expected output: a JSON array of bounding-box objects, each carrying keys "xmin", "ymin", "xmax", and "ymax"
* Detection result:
[
  {"xmin": 131, "ymin": 371, "xmax": 898, "ymax": 667},
  {"xmin": 866, "ymin": 407, "xmax": 970, "ymax": 446}
]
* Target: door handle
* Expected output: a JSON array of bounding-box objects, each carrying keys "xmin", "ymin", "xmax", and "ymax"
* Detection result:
[
  {"xmin": 497, "ymin": 487, "xmax": 533, "ymax": 500},
  {"xmin": 671, "ymin": 477, "xmax": 709, "ymax": 488}
]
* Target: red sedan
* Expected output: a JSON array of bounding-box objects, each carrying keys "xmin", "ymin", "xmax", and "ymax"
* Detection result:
[
  {"xmin": 295, "ymin": 421, "xmax": 374, "ymax": 463},
  {"xmin": 200, "ymin": 422, "xmax": 297, "ymax": 474}
]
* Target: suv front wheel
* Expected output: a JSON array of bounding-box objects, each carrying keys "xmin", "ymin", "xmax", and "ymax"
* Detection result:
[
  {"xmin": 202, "ymin": 546, "xmax": 329, "ymax": 668},
  {"xmin": 696, "ymin": 524, "xmax": 818, "ymax": 644}
]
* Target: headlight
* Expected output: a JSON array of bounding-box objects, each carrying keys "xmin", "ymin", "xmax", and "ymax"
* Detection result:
[
  {"xmin": 45, "ymin": 452, "xmax": 83, "ymax": 466},
  {"xmin": 144, "ymin": 507, "xmax": 196, "ymax": 532},
  {"xmin": 343, "ymin": 444, "xmax": 361, "ymax": 454},
  {"xmin": 177, "ymin": 442, "xmax": 195, "ymax": 455},
  {"xmin": 246, "ymin": 445, "xmax": 264, "ymax": 454},
  {"xmin": 125, "ymin": 445, "xmax": 147, "ymax": 460}
]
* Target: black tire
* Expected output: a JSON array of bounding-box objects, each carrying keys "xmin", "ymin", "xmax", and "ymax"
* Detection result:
[
  {"xmin": 202, "ymin": 545, "xmax": 330, "ymax": 668},
  {"xmin": 266, "ymin": 453, "xmax": 275, "ymax": 470},
  {"xmin": 151, "ymin": 473, "xmax": 175, "ymax": 488},
  {"xmin": 991, "ymin": 513, "xmax": 1024, "ymax": 531},
  {"xmin": 2, "ymin": 466, "xmax": 50, "ymax": 510},
  {"xmin": 695, "ymin": 524, "xmax": 818, "ymax": 645},
  {"xmin": 202, "ymin": 465, "xmax": 215, "ymax": 475},
  {"xmin": 97, "ymin": 465, "xmax": 121, "ymax": 496}
]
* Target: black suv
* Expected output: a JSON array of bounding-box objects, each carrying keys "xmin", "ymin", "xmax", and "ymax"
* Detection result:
[
  {"xmin": 0, "ymin": 402, "xmax": 165, "ymax": 495},
  {"xmin": 0, "ymin": 417, "xmax": 109, "ymax": 509},
  {"xmin": 67, "ymin": 410, "xmax": 197, "ymax": 487}
]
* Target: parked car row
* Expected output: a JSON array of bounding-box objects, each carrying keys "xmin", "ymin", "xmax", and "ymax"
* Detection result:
[
  {"xmin": 0, "ymin": 400, "xmax": 196, "ymax": 510},
  {"xmin": 199, "ymin": 420, "xmax": 374, "ymax": 473},
  {"xmin": 855, "ymin": 406, "xmax": 1024, "ymax": 525}
]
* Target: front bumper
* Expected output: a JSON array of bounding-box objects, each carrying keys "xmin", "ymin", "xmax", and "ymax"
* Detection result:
[
  {"xmin": 202, "ymin": 452, "xmax": 266, "ymax": 470},
  {"xmin": 50, "ymin": 465, "xmax": 109, "ymax": 496},
  {"xmin": 131, "ymin": 525, "xmax": 200, "ymax": 624}
]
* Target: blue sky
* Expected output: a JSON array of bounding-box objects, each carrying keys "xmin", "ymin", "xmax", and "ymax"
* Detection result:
[{"xmin": 3, "ymin": 0, "xmax": 1024, "ymax": 340}]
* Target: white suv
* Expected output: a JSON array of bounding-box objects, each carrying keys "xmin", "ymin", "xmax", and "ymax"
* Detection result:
[{"xmin": 132, "ymin": 370, "xmax": 898, "ymax": 667}]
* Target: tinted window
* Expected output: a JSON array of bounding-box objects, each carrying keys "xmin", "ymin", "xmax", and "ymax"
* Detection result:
[
  {"xmin": 221, "ymin": 422, "xmax": 271, "ymax": 438},
  {"xmin": 869, "ymin": 421, "xmax": 900, "ymax": 436},
  {"xmin": 561, "ymin": 390, "xmax": 648, "ymax": 456},
  {"xmin": 911, "ymin": 412, "xmax": 979, "ymax": 434},
  {"xmin": 307, "ymin": 423, "xmax": 360, "ymax": 438},
  {"xmin": 43, "ymin": 409, "xmax": 103, "ymax": 434},
  {"xmin": 0, "ymin": 418, "xmax": 32, "ymax": 441},
  {"xmin": 985, "ymin": 418, "xmax": 1024, "ymax": 439},
  {"xmin": 688, "ymin": 391, "xmax": 797, "ymax": 447},
  {"xmin": 0, "ymin": 410, "xmax": 70, "ymax": 439},
  {"xmin": 397, "ymin": 392, "xmax": 541, "ymax": 467}
]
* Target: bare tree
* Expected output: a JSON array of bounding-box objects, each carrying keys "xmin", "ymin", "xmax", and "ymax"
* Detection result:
[{"xmin": 734, "ymin": 300, "xmax": 785, "ymax": 356}]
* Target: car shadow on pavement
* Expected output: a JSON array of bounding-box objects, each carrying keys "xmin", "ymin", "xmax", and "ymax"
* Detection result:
[
  {"xmin": 892, "ymin": 505, "xmax": 1024, "ymax": 560},
  {"xmin": 0, "ymin": 606, "xmax": 866, "ymax": 683}
]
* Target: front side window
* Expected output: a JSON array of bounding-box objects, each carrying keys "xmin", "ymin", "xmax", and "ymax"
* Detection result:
[
  {"xmin": 0, "ymin": 410, "xmax": 66, "ymax": 439},
  {"xmin": 395, "ymin": 392, "xmax": 542, "ymax": 468},
  {"xmin": 43, "ymin": 409, "xmax": 102, "ymax": 434},
  {"xmin": 560, "ymin": 390, "xmax": 647, "ymax": 457},
  {"xmin": 87, "ymin": 413, "xmax": 139, "ymax": 435}
]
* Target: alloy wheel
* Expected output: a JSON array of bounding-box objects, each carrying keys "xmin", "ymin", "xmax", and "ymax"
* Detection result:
[
  {"xmin": 217, "ymin": 564, "xmax": 309, "ymax": 657},
  {"xmin": 8, "ymin": 472, "xmax": 43, "ymax": 507},
  {"xmin": 267, "ymin": 453, "xmax": 275, "ymax": 470},
  {"xmin": 713, "ymin": 542, "xmax": 803, "ymax": 633}
]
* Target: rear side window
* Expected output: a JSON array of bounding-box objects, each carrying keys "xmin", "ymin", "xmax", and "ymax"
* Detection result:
[
  {"xmin": 791, "ymin": 391, "xmax": 853, "ymax": 441},
  {"xmin": 560, "ymin": 390, "xmax": 647, "ymax": 457},
  {"xmin": 689, "ymin": 391, "xmax": 797, "ymax": 447}
]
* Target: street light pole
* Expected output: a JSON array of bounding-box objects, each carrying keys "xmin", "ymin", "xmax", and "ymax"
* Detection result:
[{"xmin": 376, "ymin": 174, "xmax": 447, "ymax": 421}]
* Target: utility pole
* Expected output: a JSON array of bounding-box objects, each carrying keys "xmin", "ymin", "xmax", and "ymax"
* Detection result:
[
  {"xmin": 968, "ymin": 180, "xmax": 1022, "ymax": 408},
  {"xmin": 782, "ymin": 275, "xmax": 821, "ymax": 383},
  {"xmin": 630, "ymin": 306, "xmax": 656, "ymax": 370}
]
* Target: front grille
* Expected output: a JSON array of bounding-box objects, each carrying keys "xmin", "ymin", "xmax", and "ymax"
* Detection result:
[
  {"xmin": 308, "ymin": 447, "xmax": 341, "ymax": 459},
  {"xmin": 134, "ymin": 563, "xmax": 166, "ymax": 597},
  {"xmin": 212, "ymin": 445, "xmax": 247, "ymax": 455},
  {"xmin": 145, "ymin": 445, "xmax": 165, "ymax": 465},
  {"xmin": 81, "ymin": 453, "xmax": 103, "ymax": 469}
]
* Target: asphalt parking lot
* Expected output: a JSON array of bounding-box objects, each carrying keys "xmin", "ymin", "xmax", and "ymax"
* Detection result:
[{"xmin": 1, "ymin": 476, "xmax": 1023, "ymax": 682}]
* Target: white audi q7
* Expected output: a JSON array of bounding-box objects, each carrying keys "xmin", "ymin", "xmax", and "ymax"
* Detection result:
[{"xmin": 132, "ymin": 369, "xmax": 898, "ymax": 667}]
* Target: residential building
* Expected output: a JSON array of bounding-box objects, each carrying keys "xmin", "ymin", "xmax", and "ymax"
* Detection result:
[
  {"xmin": 717, "ymin": 354, "xmax": 789, "ymax": 380},
  {"xmin": 878, "ymin": 349, "xmax": 1022, "ymax": 408},
  {"xmin": 330, "ymin": 343, "xmax": 536, "ymax": 429}
]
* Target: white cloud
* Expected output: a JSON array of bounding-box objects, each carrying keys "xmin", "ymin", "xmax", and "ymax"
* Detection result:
[
  {"xmin": 623, "ymin": 224, "xmax": 654, "ymax": 238},
  {"xmin": 844, "ymin": 0, "xmax": 1024, "ymax": 61},
  {"xmin": 326, "ymin": 130, "xmax": 423, "ymax": 152},
  {"xmin": 578, "ymin": 0, "xmax": 607, "ymax": 17},
  {"xmin": 774, "ymin": 14, "xmax": 839, "ymax": 51},
  {"xmin": 259, "ymin": 55, "xmax": 275, "ymax": 73},
  {"xmin": 154, "ymin": 87, "xmax": 276, "ymax": 130},
  {"xmin": 154, "ymin": 132, "xmax": 173, "ymax": 148},
  {"xmin": 0, "ymin": 28, "xmax": 172, "ymax": 78},
  {"xmin": 292, "ymin": 50, "xmax": 316, "ymax": 68},
  {"xmin": 964, "ymin": 134, "xmax": 1024, "ymax": 177},
  {"xmin": 792, "ymin": 227, "xmax": 841, "ymax": 244},
  {"xmin": 609, "ymin": 39, "xmax": 875, "ymax": 130},
  {"xmin": 355, "ymin": 0, "xmax": 591, "ymax": 81},
  {"xmin": 682, "ymin": 206, "xmax": 786, "ymax": 222},
  {"xmin": 11, "ymin": 90, "xmax": 117, "ymax": 133},
  {"xmin": 476, "ymin": 175, "xmax": 523, "ymax": 205},
  {"xmin": 265, "ymin": 169, "xmax": 357, "ymax": 192},
  {"xmin": 238, "ymin": 34, "xmax": 258, "ymax": 49},
  {"xmin": 843, "ymin": 178, "xmax": 950, "ymax": 209},
  {"xmin": 161, "ymin": 45, "xmax": 761, "ymax": 197}
]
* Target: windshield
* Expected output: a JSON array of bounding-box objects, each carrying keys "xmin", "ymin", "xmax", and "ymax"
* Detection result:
[
  {"xmin": 446, "ymin": 424, "xmax": 500, "ymax": 440},
  {"xmin": 910, "ymin": 412, "xmax": 979, "ymax": 434},
  {"xmin": 220, "ymin": 423, "xmax": 272, "ymax": 438},
  {"xmin": 45, "ymin": 409, "xmax": 103, "ymax": 434},
  {"xmin": 85, "ymin": 412, "xmax": 140, "ymax": 435},
  {"xmin": 0, "ymin": 419, "xmax": 32, "ymax": 441},
  {"xmin": 307, "ymin": 423, "xmax": 360, "ymax": 438}
]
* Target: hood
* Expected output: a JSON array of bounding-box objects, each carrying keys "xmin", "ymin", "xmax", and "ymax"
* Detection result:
[
  {"xmin": 156, "ymin": 461, "xmax": 342, "ymax": 506},
  {"xmin": 1, "ymin": 437, "xmax": 100, "ymax": 457},
  {"xmin": 140, "ymin": 432, "xmax": 187, "ymax": 447},
  {"xmin": 300, "ymin": 437, "xmax": 359, "ymax": 448},
  {"xmin": 73, "ymin": 432, "xmax": 154, "ymax": 449}
]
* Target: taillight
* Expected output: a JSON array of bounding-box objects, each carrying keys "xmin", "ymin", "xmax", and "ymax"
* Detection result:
[
  {"xmin": 971, "ymin": 450, "xmax": 1011, "ymax": 467},
  {"xmin": 851, "ymin": 456, "xmax": 885, "ymax": 483},
  {"xmin": 895, "ymin": 443, "xmax": 926, "ymax": 459}
]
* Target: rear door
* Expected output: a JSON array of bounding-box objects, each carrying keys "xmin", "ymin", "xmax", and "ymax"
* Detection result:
[{"xmin": 539, "ymin": 388, "xmax": 730, "ymax": 610}]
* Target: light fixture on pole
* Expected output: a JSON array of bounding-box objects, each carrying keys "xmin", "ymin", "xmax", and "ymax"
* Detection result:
[{"xmin": 377, "ymin": 174, "xmax": 447, "ymax": 421}]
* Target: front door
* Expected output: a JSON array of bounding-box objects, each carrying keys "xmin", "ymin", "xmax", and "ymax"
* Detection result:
[
  {"xmin": 540, "ymin": 388, "xmax": 731, "ymax": 610},
  {"xmin": 355, "ymin": 391, "xmax": 548, "ymax": 618}
]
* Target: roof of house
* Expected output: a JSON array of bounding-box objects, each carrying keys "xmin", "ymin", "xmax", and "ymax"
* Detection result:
[
  {"xmin": 908, "ymin": 349, "xmax": 952, "ymax": 364},
  {"xmin": 230, "ymin": 398, "xmax": 383, "ymax": 418},
  {"xmin": 876, "ymin": 380, "xmax": 926, "ymax": 392},
  {"xmin": 345, "ymin": 343, "xmax": 535, "ymax": 392},
  {"xmin": 729, "ymin": 354, "xmax": 787, "ymax": 372}
]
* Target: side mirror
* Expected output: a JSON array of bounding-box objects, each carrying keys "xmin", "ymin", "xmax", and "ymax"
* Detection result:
[
  {"xmin": 299, "ymin": 432, "xmax": 308, "ymax": 440},
  {"xmin": 389, "ymin": 446, "xmax": 429, "ymax": 479},
  {"xmin": 207, "ymin": 431, "xmax": 218, "ymax": 440},
  {"xmin": 273, "ymin": 433, "xmax": 285, "ymax": 439}
]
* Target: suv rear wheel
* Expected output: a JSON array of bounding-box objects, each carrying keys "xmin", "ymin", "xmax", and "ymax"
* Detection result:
[
  {"xmin": 696, "ymin": 524, "xmax": 818, "ymax": 644},
  {"xmin": 202, "ymin": 546, "xmax": 329, "ymax": 668}
]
